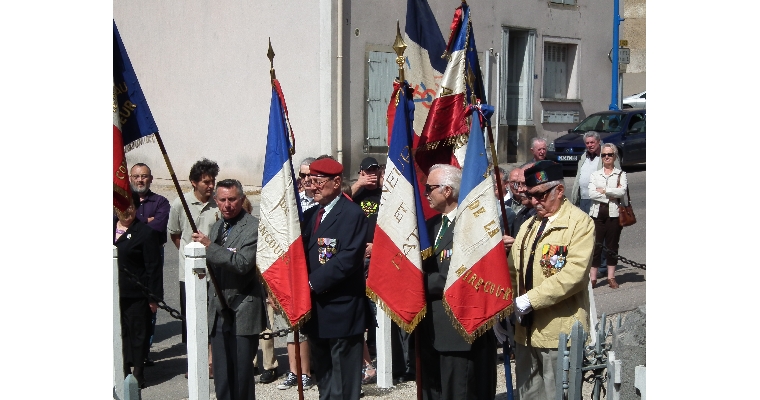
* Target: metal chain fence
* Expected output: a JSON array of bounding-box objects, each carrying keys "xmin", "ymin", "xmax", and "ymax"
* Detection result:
[
  {"xmin": 118, "ymin": 266, "xmax": 184, "ymax": 320},
  {"xmin": 597, "ymin": 242, "xmax": 646, "ymax": 270}
]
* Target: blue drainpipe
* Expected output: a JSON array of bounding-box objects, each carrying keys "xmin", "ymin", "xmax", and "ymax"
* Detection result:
[{"xmin": 610, "ymin": 0, "xmax": 624, "ymax": 110}]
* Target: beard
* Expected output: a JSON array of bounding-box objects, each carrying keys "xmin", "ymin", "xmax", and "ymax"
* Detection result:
[{"xmin": 130, "ymin": 182, "xmax": 150, "ymax": 195}]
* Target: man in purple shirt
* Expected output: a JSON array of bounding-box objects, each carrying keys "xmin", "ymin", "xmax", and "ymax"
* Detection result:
[{"xmin": 130, "ymin": 163, "xmax": 170, "ymax": 366}]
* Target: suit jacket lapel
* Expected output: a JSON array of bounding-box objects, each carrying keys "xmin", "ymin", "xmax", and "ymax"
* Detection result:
[{"xmin": 311, "ymin": 196, "xmax": 344, "ymax": 245}]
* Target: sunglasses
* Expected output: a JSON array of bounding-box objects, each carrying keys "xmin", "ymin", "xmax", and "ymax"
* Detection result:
[
  {"xmin": 299, "ymin": 172, "xmax": 311, "ymax": 179},
  {"xmin": 601, "ymin": 153, "xmax": 615, "ymax": 158},
  {"xmin": 525, "ymin": 185, "xmax": 558, "ymax": 201},
  {"xmin": 425, "ymin": 184, "xmax": 442, "ymax": 195}
]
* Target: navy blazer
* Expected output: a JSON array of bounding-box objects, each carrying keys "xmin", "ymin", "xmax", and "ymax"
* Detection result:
[
  {"xmin": 114, "ymin": 217, "xmax": 163, "ymax": 300},
  {"xmin": 302, "ymin": 195, "xmax": 369, "ymax": 339}
]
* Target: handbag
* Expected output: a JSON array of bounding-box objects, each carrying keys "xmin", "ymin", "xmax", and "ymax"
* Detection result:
[{"xmin": 616, "ymin": 173, "xmax": 637, "ymax": 227}]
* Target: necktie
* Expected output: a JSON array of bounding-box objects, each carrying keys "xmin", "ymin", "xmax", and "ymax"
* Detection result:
[
  {"xmin": 221, "ymin": 221, "xmax": 231, "ymax": 245},
  {"xmin": 313, "ymin": 207, "xmax": 325, "ymax": 234},
  {"xmin": 524, "ymin": 217, "xmax": 548, "ymax": 291},
  {"xmin": 435, "ymin": 215, "xmax": 450, "ymax": 250}
]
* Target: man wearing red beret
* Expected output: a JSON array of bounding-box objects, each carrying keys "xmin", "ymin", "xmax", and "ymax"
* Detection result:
[{"xmin": 301, "ymin": 156, "xmax": 369, "ymax": 400}]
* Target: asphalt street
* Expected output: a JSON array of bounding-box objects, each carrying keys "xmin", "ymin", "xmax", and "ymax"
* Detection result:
[{"xmin": 129, "ymin": 166, "xmax": 646, "ymax": 399}]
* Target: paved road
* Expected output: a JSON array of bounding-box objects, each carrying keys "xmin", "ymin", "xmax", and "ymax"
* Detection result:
[{"xmin": 130, "ymin": 166, "xmax": 646, "ymax": 399}]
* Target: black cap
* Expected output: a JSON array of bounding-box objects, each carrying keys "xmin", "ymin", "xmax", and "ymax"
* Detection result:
[
  {"xmin": 524, "ymin": 161, "xmax": 563, "ymax": 188},
  {"xmin": 359, "ymin": 157, "xmax": 380, "ymax": 171}
]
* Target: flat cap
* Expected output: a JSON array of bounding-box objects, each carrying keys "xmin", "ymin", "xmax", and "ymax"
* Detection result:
[
  {"xmin": 310, "ymin": 157, "xmax": 343, "ymax": 176},
  {"xmin": 524, "ymin": 160, "xmax": 563, "ymax": 188}
]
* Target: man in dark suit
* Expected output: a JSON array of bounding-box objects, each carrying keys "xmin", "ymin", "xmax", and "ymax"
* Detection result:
[
  {"xmin": 301, "ymin": 157, "xmax": 368, "ymax": 400},
  {"xmin": 192, "ymin": 179, "xmax": 267, "ymax": 400},
  {"xmin": 420, "ymin": 164, "xmax": 496, "ymax": 400}
]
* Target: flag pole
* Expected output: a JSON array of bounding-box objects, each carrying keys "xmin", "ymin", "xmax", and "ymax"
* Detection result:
[
  {"xmin": 153, "ymin": 132, "xmax": 234, "ymax": 324},
  {"xmin": 392, "ymin": 20, "xmax": 423, "ymax": 400},
  {"xmin": 268, "ymin": 38, "xmax": 305, "ymax": 400}
]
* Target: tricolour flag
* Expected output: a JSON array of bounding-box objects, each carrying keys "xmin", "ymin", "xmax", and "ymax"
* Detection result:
[
  {"xmin": 367, "ymin": 82, "xmax": 432, "ymax": 333},
  {"xmin": 443, "ymin": 104, "xmax": 513, "ymax": 343},
  {"xmin": 257, "ymin": 81, "xmax": 311, "ymax": 329},
  {"xmin": 413, "ymin": 2, "xmax": 485, "ymax": 220},
  {"xmin": 113, "ymin": 84, "xmax": 131, "ymax": 212},
  {"xmin": 113, "ymin": 20, "xmax": 159, "ymax": 152}
]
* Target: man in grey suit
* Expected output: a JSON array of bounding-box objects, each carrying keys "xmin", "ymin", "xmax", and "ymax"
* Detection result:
[
  {"xmin": 192, "ymin": 179, "xmax": 267, "ymax": 400},
  {"xmin": 420, "ymin": 164, "xmax": 496, "ymax": 400}
]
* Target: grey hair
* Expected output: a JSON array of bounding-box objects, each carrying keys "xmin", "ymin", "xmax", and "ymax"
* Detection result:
[
  {"xmin": 300, "ymin": 157, "xmax": 316, "ymax": 166},
  {"xmin": 601, "ymin": 143, "xmax": 618, "ymax": 158},
  {"xmin": 429, "ymin": 164, "xmax": 462, "ymax": 200},
  {"xmin": 492, "ymin": 166, "xmax": 508, "ymax": 184},
  {"xmin": 531, "ymin": 137, "xmax": 547, "ymax": 148},
  {"xmin": 583, "ymin": 131, "xmax": 601, "ymax": 143},
  {"xmin": 215, "ymin": 178, "xmax": 246, "ymax": 198}
]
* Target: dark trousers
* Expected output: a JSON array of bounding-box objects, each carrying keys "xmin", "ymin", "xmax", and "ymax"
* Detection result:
[
  {"xmin": 420, "ymin": 332, "xmax": 496, "ymax": 400},
  {"xmin": 309, "ymin": 334, "xmax": 364, "ymax": 400},
  {"xmin": 391, "ymin": 325, "xmax": 415, "ymax": 378},
  {"xmin": 211, "ymin": 317, "xmax": 259, "ymax": 400},
  {"xmin": 592, "ymin": 203, "xmax": 623, "ymax": 267},
  {"xmin": 120, "ymin": 297, "xmax": 149, "ymax": 370}
]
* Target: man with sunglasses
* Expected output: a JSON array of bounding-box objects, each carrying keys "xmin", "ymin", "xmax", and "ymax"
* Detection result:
[
  {"xmin": 420, "ymin": 163, "xmax": 497, "ymax": 400},
  {"xmin": 508, "ymin": 161, "xmax": 595, "ymax": 400},
  {"xmin": 297, "ymin": 157, "xmax": 318, "ymax": 212},
  {"xmin": 568, "ymin": 131, "xmax": 620, "ymax": 213},
  {"xmin": 301, "ymin": 157, "xmax": 369, "ymax": 400}
]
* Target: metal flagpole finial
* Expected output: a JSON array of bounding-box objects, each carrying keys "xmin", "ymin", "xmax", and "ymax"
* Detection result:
[
  {"xmin": 268, "ymin": 37, "xmax": 277, "ymax": 82},
  {"xmin": 392, "ymin": 20, "xmax": 407, "ymax": 83}
]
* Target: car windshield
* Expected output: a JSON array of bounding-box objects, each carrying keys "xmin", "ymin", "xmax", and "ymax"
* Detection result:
[{"xmin": 572, "ymin": 114, "xmax": 625, "ymax": 133}]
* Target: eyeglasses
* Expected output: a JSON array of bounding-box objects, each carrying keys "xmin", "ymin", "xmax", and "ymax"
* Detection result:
[
  {"xmin": 525, "ymin": 184, "xmax": 558, "ymax": 201},
  {"xmin": 311, "ymin": 176, "xmax": 334, "ymax": 188},
  {"xmin": 299, "ymin": 172, "xmax": 310, "ymax": 179},
  {"xmin": 130, "ymin": 174, "xmax": 150, "ymax": 180},
  {"xmin": 601, "ymin": 153, "xmax": 615, "ymax": 158},
  {"xmin": 509, "ymin": 181, "xmax": 526, "ymax": 190},
  {"xmin": 425, "ymin": 184, "xmax": 442, "ymax": 195}
]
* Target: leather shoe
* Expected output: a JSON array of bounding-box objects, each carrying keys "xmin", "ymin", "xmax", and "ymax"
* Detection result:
[
  {"xmin": 259, "ymin": 368, "xmax": 278, "ymax": 384},
  {"xmin": 608, "ymin": 277, "xmax": 619, "ymax": 289}
]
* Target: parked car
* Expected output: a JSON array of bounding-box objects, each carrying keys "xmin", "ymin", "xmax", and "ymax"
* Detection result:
[
  {"xmin": 547, "ymin": 109, "xmax": 646, "ymax": 171},
  {"xmin": 622, "ymin": 91, "xmax": 646, "ymax": 109}
]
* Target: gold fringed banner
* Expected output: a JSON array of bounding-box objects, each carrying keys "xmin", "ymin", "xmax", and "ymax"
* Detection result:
[
  {"xmin": 258, "ymin": 268, "xmax": 311, "ymax": 332},
  {"xmin": 441, "ymin": 297, "xmax": 513, "ymax": 344},
  {"xmin": 366, "ymin": 286, "xmax": 426, "ymax": 334}
]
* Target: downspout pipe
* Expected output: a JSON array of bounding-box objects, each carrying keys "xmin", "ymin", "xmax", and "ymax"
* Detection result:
[
  {"xmin": 336, "ymin": 0, "xmax": 344, "ymax": 164},
  {"xmin": 609, "ymin": 0, "xmax": 624, "ymax": 110}
]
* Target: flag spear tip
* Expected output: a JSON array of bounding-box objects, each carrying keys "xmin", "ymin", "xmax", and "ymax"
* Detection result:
[
  {"xmin": 268, "ymin": 38, "xmax": 276, "ymax": 82},
  {"xmin": 392, "ymin": 20, "xmax": 407, "ymax": 83}
]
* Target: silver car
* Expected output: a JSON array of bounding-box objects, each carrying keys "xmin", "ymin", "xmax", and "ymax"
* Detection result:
[{"xmin": 622, "ymin": 91, "xmax": 646, "ymax": 109}]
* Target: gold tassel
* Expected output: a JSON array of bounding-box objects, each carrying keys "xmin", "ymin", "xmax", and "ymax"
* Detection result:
[
  {"xmin": 420, "ymin": 245, "xmax": 434, "ymax": 260},
  {"xmin": 366, "ymin": 287, "xmax": 426, "ymax": 333}
]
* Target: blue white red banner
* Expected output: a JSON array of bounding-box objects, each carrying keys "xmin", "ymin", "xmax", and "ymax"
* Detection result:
[
  {"xmin": 443, "ymin": 105, "xmax": 513, "ymax": 342},
  {"xmin": 113, "ymin": 20, "xmax": 159, "ymax": 152},
  {"xmin": 367, "ymin": 82, "xmax": 432, "ymax": 332},
  {"xmin": 257, "ymin": 83, "xmax": 311, "ymax": 329}
]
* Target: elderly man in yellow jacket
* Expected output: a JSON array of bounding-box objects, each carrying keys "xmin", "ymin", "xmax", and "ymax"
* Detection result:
[{"xmin": 507, "ymin": 161, "xmax": 595, "ymax": 400}]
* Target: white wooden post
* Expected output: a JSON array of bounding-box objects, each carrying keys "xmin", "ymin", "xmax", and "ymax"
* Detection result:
[
  {"xmin": 113, "ymin": 246, "xmax": 124, "ymax": 399},
  {"xmin": 588, "ymin": 280, "xmax": 598, "ymax": 346},
  {"xmin": 635, "ymin": 365, "xmax": 646, "ymax": 400},
  {"xmin": 375, "ymin": 307, "xmax": 393, "ymax": 388},
  {"xmin": 185, "ymin": 242, "xmax": 209, "ymax": 400}
]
